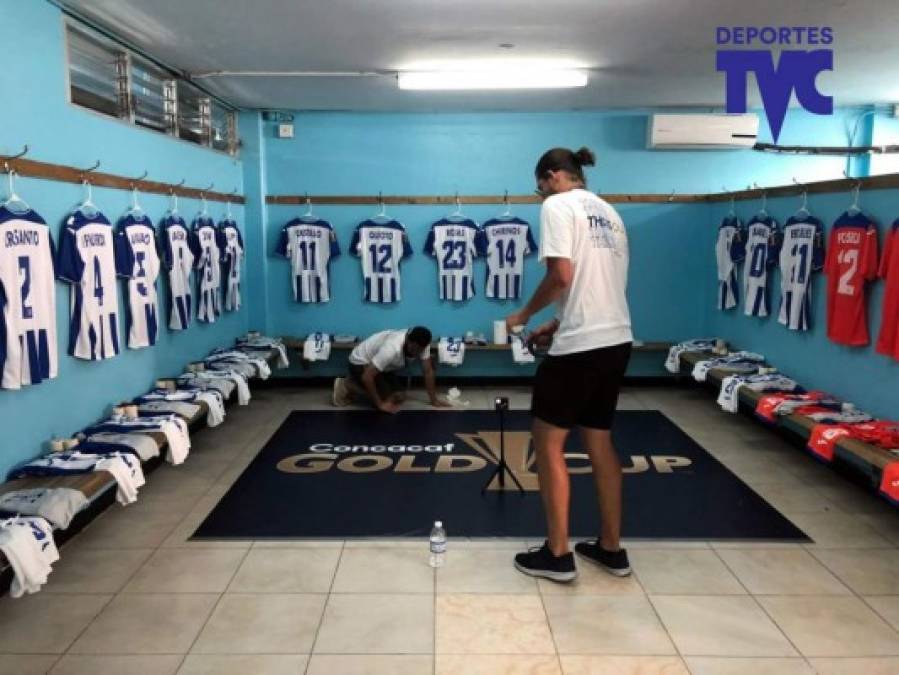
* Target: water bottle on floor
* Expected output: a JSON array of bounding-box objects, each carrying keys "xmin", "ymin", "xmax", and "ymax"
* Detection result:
[{"xmin": 429, "ymin": 520, "xmax": 446, "ymax": 568}]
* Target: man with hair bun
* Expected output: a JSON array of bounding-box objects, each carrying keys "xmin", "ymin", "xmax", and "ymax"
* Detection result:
[
  {"xmin": 333, "ymin": 326, "xmax": 449, "ymax": 414},
  {"xmin": 506, "ymin": 146, "xmax": 634, "ymax": 582}
]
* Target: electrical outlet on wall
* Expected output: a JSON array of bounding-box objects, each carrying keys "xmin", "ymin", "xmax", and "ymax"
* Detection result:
[{"xmin": 277, "ymin": 123, "xmax": 294, "ymax": 138}]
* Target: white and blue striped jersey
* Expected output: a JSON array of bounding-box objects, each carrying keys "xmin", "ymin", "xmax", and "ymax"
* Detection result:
[
  {"xmin": 160, "ymin": 215, "xmax": 194, "ymax": 330},
  {"xmin": 191, "ymin": 216, "xmax": 222, "ymax": 323},
  {"xmin": 0, "ymin": 207, "xmax": 57, "ymax": 389},
  {"xmin": 275, "ymin": 218, "xmax": 340, "ymax": 303},
  {"xmin": 743, "ymin": 216, "xmax": 780, "ymax": 317},
  {"xmin": 350, "ymin": 219, "xmax": 412, "ymax": 303},
  {"xmin": 218, "ymin": 219, "xmax": 244, "ymax": 312},
  {"xmin": 57, "ymin": 209, "xmax": 130, "ymax": 361},
  {"xmin": 424, "ymin": 218, "xmax": 481, "ymax": 301},
  {"xmin": 715, "ymin": 217, "xmax": 745, "ymax": 310},
  {"xmin": 115, "ymin": 214, "xmax": 160, "ymax": 349},
  {"xmin": 778, "ymin": 215, "xmax": 826, "ymax": 331},
  {"xmin": 480, "ymin": 218, "xmax": 537, "ymax": 300}
]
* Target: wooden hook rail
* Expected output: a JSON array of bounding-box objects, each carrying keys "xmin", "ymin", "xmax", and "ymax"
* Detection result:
[
  {"xmin": 266, "ymin": 170, "xmax": 899, "ymax": 207},
  {"xmin": 266, "ymin": 193, "xmax": 708, "ymax": 205},
  {"xmin": 1, "ymin": 155, "xmax": 245, "ymax": 204}
]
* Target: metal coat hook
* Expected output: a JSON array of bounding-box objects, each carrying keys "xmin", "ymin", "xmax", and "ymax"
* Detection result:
[
  {"xmin": 2, "ymin": 144, "xmax": 29, "ymax": 173},
  {"xmin": 303, "ymin": 192, "xmax": 314, "ymax": 218},
  {"xmin": 667, "ymin": 189, "xmax": 676, "ymax": 203},
  {"xmin": 752, "ymin": 182, "xmax": 768, "ymax": 215},
  {"xmin": 792, "ymin": 177, "xmax": 809, "ymax": 215},
  {"xmin": 722, "ymin": 186, "xmax": 735, "ymax": 217},
  {"xmin": 79, "ymin": 159, "xmax": 101, "ymax": 181},
  {"xmin": 199, "ymin": 182, "xmax": 214, "ymax": 216},
  {"xmin": 169, "ymin": 178, "xmax": 185, "ymax": 213},
  {"xmin": 226, "ymin": 188, "xmax": 237, "ymax": 219}
]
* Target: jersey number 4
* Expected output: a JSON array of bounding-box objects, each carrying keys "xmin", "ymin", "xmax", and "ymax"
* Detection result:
[{"xmin": 93, "ymin": 257, "xmax": 104, "ymax": 307}]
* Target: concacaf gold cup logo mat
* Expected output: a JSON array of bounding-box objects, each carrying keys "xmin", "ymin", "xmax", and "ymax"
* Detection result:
[{"xmin": 277, "ymin": 430, "xmax": 692, "ymax": 492}]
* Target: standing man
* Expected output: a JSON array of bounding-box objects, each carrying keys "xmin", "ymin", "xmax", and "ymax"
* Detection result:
[
  {"xmin": 506, "ymin": 146, "xmax": 633, "ymax": 582},
  {"xmin": 332, "ymin": 326, "xmax": 449, "ymax": 414}
]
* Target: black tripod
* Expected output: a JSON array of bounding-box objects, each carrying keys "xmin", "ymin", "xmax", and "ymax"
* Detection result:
[{"xmin": 481, "ymin": 397, "xmax": 525, "ymax": 495}]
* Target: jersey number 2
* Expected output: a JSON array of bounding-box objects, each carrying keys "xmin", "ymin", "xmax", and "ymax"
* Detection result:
[
  {"xmin": 837, "ymin": 249, "xmax": 859, "ymax": 296},
  {"xmin": 17, "ymin": 256, "xmax": 33, "ymax": 319}
]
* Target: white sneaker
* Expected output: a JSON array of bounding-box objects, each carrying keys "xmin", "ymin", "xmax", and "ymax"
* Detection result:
[{"xmin": 332, "ymin": 377, "xmax": 351, "ymax": 407}]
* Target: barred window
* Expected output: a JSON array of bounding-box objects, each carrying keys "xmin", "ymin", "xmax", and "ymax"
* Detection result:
[{"xmin": 65, "ymin": 21, "xmax": 237, "ymax": 154}]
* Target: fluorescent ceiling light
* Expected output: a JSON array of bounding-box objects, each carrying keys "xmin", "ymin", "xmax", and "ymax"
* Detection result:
[{"xmin": 397, "ymin": 68, "xmax": 588, "ymax": 90}]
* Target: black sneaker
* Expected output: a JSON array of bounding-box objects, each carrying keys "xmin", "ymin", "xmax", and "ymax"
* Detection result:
[
  {"xmin": 574, "ymin": 540, "xmax": 631, "ymax": 577},
  {"xmin": 514, "ymin": 542, "xmax": 577, "ymax": 582}
]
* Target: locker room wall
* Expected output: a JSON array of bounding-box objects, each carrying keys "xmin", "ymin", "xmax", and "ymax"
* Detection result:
[
  {"xmin": 0, "ymin": 0, "xmax": 248, "ymax": 477},
  {"xmin": 704, "ymin": 188, "xmax": 899, "ymax": 421},
  {"xmin": 254, "ymin": 109, "xmax": 866, "ymax": 377}
]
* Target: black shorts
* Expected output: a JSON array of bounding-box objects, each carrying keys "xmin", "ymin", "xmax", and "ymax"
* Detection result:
[
  {"xmin": 348, "ymin": 362, "xmax": 404, "ymax": 400},
  {"xmin": 531, "ymin": 342, "xmax": 632, "ymax": 430}
]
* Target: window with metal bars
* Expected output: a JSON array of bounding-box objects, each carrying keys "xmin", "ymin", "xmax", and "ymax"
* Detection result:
[{"xmin": 65, "ymin": 21, "xmax": 237, "ymax": 154}]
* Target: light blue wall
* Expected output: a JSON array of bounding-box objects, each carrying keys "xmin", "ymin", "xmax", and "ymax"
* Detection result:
[
  {"xmin": 258, "ymin": 108, "xmax": 869, "ymax": 378},
  {"xmin": 0, "ymin": 0, "xmax": 248, "ymax": 477},
  {"xmin": 705, "ymin": 188, "xmax": 899, "ymax": 421}
]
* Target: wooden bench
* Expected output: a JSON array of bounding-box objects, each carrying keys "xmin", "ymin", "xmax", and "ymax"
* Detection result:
[{"xmin": 678, "ymin": 351, "xmax": 898, "ymax": 505}]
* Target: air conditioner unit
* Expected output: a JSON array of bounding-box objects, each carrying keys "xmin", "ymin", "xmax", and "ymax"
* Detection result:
[{"xmin": 648, "ymin": 113, "xmax": 758, "ymax": 150}]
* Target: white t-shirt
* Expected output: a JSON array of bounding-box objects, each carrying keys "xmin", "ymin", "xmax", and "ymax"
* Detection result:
[
  {"xmin": 349, "ymin": 329, "xmax": 431, "ymax": 372},
  {"xmin": 539, "ymin": 189, "xmax": 632, "ymax": 355}
]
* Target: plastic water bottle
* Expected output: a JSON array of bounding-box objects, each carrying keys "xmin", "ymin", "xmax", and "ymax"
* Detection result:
[{"xmin": 429, "ymin": 520, "xmax": 446, "ymax": 568}]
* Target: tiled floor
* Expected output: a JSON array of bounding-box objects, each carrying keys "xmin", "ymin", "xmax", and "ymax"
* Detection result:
[{"xmin": 1, "ymin": 386, "xmax": 898, "ymax": 675}]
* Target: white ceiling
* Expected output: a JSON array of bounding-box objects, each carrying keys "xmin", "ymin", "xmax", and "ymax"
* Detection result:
[{"xmin": 61, "ymin": 0, "xmax": 899, "ymax": 111}]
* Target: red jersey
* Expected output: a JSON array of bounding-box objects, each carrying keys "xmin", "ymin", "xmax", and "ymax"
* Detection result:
[
  {"xmin": 825, "ymin": 212, "xmax": 879, "ymax": 346},
  {"xmin": 876, "ymin": 219, "xmax": 899, "ymax": 359}
]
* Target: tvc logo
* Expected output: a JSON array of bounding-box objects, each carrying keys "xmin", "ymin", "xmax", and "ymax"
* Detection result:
[{"xmin": 716, "ymin": 26, "xmax": 834, "ymax": 142}]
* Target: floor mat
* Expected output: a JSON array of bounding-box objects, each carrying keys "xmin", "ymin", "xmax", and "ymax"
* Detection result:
[{"xmin": 193, "ymin": 410, "xmax": 809, "ymax": 541}]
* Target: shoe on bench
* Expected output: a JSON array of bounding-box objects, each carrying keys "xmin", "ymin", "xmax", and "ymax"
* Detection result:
[
  {"xmin": 574, "ymin": 540, "xmax": 631, "ymax": 577},
  {"xmin": 514, "ymin": 541, "xmax": 577, "ymax": 583}
]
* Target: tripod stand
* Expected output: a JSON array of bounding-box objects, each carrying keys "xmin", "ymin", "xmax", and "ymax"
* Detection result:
[{"xmin": 481, "ymin": 397, "xmax": 525, "ymax": 495}]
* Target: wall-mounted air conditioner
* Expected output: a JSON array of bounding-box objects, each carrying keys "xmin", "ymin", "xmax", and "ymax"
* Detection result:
[{"xmin": 648, "ymin": 113, "xmax": 758, "ymax": 150}]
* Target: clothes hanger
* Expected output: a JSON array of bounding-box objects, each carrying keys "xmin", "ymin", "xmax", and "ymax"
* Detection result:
[
  {"xmin": 299, "ymin": 193, "xmax": 317, "ymax": 221},
  {"xmin": 224, "ymin": 188, "xmax": 236, "ymax": 222},
  {"xmin": 74, "ymin": 160, "xmax": 101, "ymax": 218},
  {"xmin": 845, "ymin": 173, "xmax": 862, "ymax": 216},
  {"xmin": 791, "ymin": 178, "xmax": 810, "ymax": 220},
  {"xmin": 1, "ymin": 168, "xmax": 31, "ymax": 215},
  {"xmin": 372, "ymin": 191, "xmax": 390, "ymax": 222},
  {"xmin": 125, "ymin": 170, "xmax": 148, "ymax": 219},
  {"xmin": 498, "ymin": 190, "xmax": 514, "ymax": 219},
  {"xmin": 447, "ymin": 192, "xmax": 465, "ymax": 220},
  {"xmin": 752, "ymin": 183, "xmax": 768, "ymax": 219},
  {"xmin": 198, "ymin": 182, "xmax": 214, "ymax": 219},
  {"xmin": 721, "ymin": 186, "xmax": 736, "ymax": 221},
  {"xmin": 165, "ymin": 179, "xmax": 185, "ymax": 218}
]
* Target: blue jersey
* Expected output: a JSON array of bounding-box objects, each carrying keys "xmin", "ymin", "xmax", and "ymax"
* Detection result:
[
  {"xmin": 160, "ymin": 215, "xmax": 194, "ymax": 330},
  {"xmin": 115, "ymin": 213, "xmax": 160, "ymax": 348},
  {"xmin": 480, "ymin": 218, "xmax": 537, "ymax": 300},
  {"xmin": 350, "ymin": 219, "xmax": 412, "ymax": 303},
  {"xmin": 0, "ymin": 207, "xmax": 57, "ymax": 389},
  {"xmin": 57, "ymin": 209, "xmax": 131, "ymax": 360},
  {"xmin": 424, "ymin": 218, "xmax": 481, "ymax": 301},
  {"xmin": 275, "ymin": 218, "xmax": 340, "ymax": 303},
  {"xmin": 191, "ymin": 216, "xmax": 222, "ymax": 323},
  {"xmin": 218, "ymin": 219, "xmax": 244, "ymax": 312}
]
